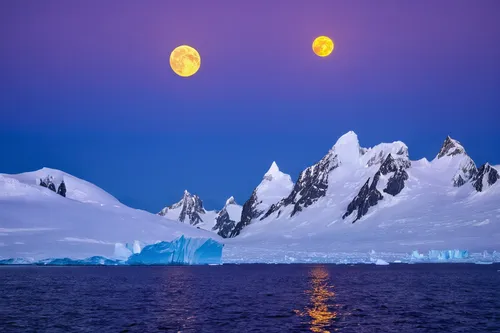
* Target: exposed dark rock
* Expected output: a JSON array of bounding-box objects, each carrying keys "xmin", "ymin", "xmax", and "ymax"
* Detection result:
[
  {"xmin": 471, "ymin": 164, "xmax": 499, "ymax": 192},
  {"xmin": 213, "ymin": 197, "xmax": 241, "ymax": 238},
  {"xmin": 342, "ymin": 174, "xmax": 383, "ymax": 223},
  {"xmin": 39, "ymin": 176, "xmax": 56, "ymax": 193},
  {"xmin": 213, "ymin": 210, "xmax": 235, "ymax": 238},
  {"xmin": 379, "ymin": 154, "xmax": 411, "ymax": 175},
  {"xmin": 265, "ymin": 151, "xmax": 339, "ymax": 219},
  {"xmin": 383, "ymin": 168, "xmax": 409, "ymax": 196},
  {"xmin": 452, "ymin": 157, "xmax": 477, "ymax": 187},
  {"xmin": 48, "ymin": 183, "xmax": 56, "ymax": 192},
  {"xmin": 454, "ymin": 175, "xmax": 466, "ymax": 187},
  {"xmin": 343, "ymin": 153, "xmax": 410, "ymax": 222},
  {"xmin": 158, "ymin": 190, "xmax": 206, "ymax": 226},
  {"xmin": 230, "ymin": 191, "xmax": 258, "ymax": 237},
  {"xmin": 57, "ymin": 181, "xmax": 66, "ymax": 197},
  {"xmin": 437, "ymin": 136, "xmax": 465, "ymax": 158}
]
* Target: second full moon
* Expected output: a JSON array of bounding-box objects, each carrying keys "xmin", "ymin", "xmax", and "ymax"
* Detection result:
[
  {"xmin": 312, "ymin": 36, "xmax": 334, "ymax": 57},
  {"xmin": 170, "ymin": 45, "xmax": 201, "ymax": 77}
]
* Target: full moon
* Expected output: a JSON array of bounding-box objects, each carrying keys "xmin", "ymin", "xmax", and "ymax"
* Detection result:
[
  {"xmin": 170, "ymin": 45, "xmax": 201, "ymax": 77},
  {"xmin": 312, "ymin": 36, "xmax": 334, "ymax": 57}
]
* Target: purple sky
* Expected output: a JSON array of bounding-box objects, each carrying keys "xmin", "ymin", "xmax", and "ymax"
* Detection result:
[{"xmin": 1, "ymin": 0, "xmax": 499, "ymax": 210}]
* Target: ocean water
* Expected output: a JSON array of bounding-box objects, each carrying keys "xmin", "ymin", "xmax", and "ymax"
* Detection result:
[{"xmin": 1, "ymin": 264, "xmax": 499, "ymax": 332}]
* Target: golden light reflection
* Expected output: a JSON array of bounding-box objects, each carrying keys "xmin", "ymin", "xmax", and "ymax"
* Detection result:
[{"xmin": 295, "ymin": 266, "xmax": 338, "ymax": 333}]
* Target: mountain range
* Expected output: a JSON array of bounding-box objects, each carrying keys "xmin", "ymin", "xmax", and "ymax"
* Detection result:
[
  {"xmin": 1, "ymin": 131, "xmax": 499, "ymax": 262},
  {"xmin": 158, "ymin": 132, "xmax": 499, "ymax": 251}
]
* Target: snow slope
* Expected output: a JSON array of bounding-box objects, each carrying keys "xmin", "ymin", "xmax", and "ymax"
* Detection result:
[{"xmin": 0, "ymin": 168, "xmax": 220, "ymax": 261}]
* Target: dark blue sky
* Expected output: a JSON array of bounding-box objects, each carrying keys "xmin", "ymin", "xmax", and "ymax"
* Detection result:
[{"xmin": 1, "ymin": 0, "xmax": 499, "ymax": 211}]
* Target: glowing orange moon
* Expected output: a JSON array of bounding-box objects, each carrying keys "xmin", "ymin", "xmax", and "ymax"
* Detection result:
[
  {"xmin": 169, "ymin": 45, "xmax": 201, "ymax": 77},
  {"xmin": 312, "ymin": 36, "xmax": 334, "ymax": 57}
]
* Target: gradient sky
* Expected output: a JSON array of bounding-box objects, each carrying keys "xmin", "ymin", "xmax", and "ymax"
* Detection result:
[{"xmin": 1, "ymin": 0, "xmax": 499, "ymax": 212}]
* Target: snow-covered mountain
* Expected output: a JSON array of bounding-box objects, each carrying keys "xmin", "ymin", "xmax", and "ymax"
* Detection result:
[
  {"xmin": 223, "ymin": 131, "xmax": 500, "ymax": 261},
  {"xmin": 213, "ymin": 197, "xmax": 242, "ymax": 238},
  {"xmin": 158, "ymin": 190, "xmax": 218, "ymax": 230},
  {"xmin": 0, "ymin": 168, "xmax": 218, "ymax": 261},
  {"xmin": 230, "ymin": 162, "xmax": 293, "ymax": 237},
  {"xmin": 158, "ymin": 191, "xmax": 242, "ymax": 237}
]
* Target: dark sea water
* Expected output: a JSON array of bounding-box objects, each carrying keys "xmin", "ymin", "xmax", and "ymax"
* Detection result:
[{"xmin": 1, "ymin": 264, "xmax": 499, "ymax": 333}]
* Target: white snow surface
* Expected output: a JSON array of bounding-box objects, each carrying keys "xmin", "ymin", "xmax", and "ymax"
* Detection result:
[
  {"xmin": 331, "ymin": 131, "xmax": 363, "ymax": 166},
  {"xmin": 255, "ymin": 161, "xmax": 294, "ymax": 213},
  {"xmin": 0, "ymin": 168, "xmax": 220, "ymax": 261},
  {"xmin": 225, "ymin": 202, "xmax": 243, "ymax": 222}
]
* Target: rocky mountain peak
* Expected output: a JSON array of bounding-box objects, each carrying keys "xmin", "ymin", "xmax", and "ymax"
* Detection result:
[
  {"xmin": 158, "ymin": 190, "xmax": 206, "ymax": 225},
  {"xmin": 471, "ymin": 163, "xmax": 499, "ymax": 192},
  {"xmin": 225, "ymin": 196, "xmax": 237, "ymax": 206},
  {"xmin": 362, "ymin": 141, "xmax": 409, "ymax": 167},
  {"xmin": 213, "ymin": 197, "xmax": 243, "ymax": 238},
  {"xmin": 437, "ymin": 136, "xmax": 466, "ymax": 159}
]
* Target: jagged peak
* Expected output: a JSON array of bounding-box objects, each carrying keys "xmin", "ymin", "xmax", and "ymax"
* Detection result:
[
  {"xmin": 476, "ymin": 162, "xmax": 497, "ymax": 175},
  {"xmin": 437, "ymin": 136, "xmax": 466, "ymax": 159},
  {"xmin": 265, "ymin": 161, "xmax": 280, "ymax": 176},
  {"xmin": 361, "ymin": 141, "xmax": 409, "ymax": 167},
  {"xmin": 472, "ymin": 162, "xmax": 499, "ymax": 192},
  {"xmin": 167, "ymin": 190, "xmax": 201, "ymax": 208},
  {"xmin": 225, "ymin": 196, "xmax": 237, "ymax": 206}
]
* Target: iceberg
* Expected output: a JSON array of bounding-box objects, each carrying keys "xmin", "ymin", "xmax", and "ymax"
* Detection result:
[
  {"xmin": 37, "ymin": 256, "xmax": 123, "ymax": 266},
  {"xmin": 375, "ymin": 259, "xmax": 389, "ymax": 265},
  {"xmin": 127, "ymin": 236, "xmax": 223, "ymax": 265},
  {"xmin": 409, "ymin": 249, "xmax": 470, "ymax": 262},
  {"xmin": 428, "ymin": 249, "xmax": 469, "ymax": 261},
  {"xmin": 411, "ymin": 250, "xmax": 425, "ymax": 260},
  {"xmin": 0, "ymin": 236, "xmax": 223, "ymax": 266}
]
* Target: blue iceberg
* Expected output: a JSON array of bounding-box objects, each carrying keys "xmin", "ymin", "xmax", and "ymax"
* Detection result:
[
  {"xmin": 0, "ymin": 236, "xmax": 223, "ymax": 266},
  {"xmin": 127, "ymin": 236, "xmax": 223, "ymax": 265},
  {"xmin": 428, "ymin": 249, "xmax": 469, "ymax": 261},
  {"xmin": 410, "ymin": 249, "xmax": 470, "ymax": 262}
]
